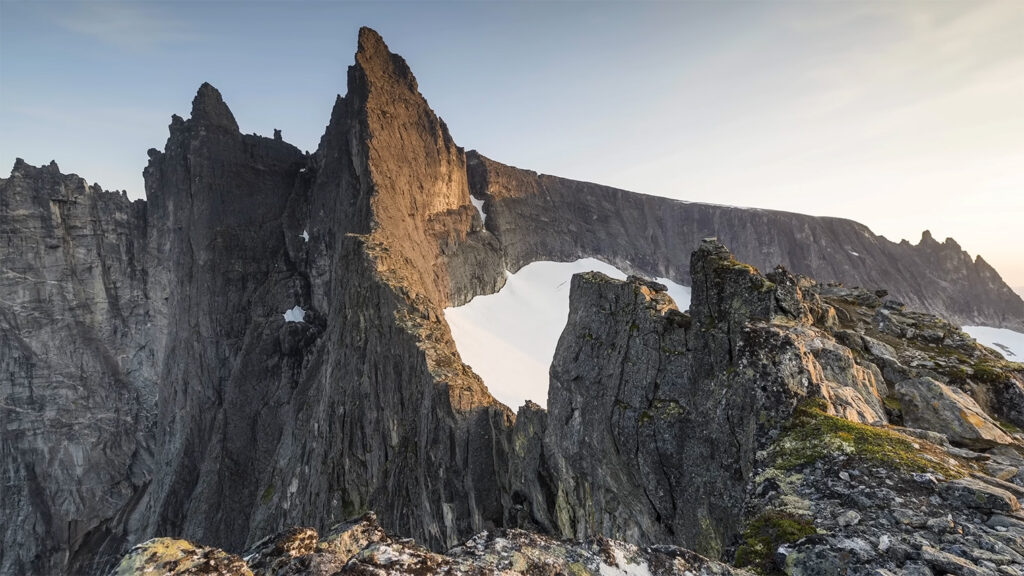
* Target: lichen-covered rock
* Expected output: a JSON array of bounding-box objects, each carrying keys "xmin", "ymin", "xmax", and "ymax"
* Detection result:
[
  {"xmin": 896, "ymin": 378, "xmax": 1014, "ymax": 449},
  {"xmin": 242, "ymin": 527, "xmax": 318, "ymax": 575},
  {"xmin": 112, "ymin": 514, "xmax": 751, "ymax": 576},
  {"xmin": 112, "ymin": 538, "xmax": 252, "ymax": 576}
]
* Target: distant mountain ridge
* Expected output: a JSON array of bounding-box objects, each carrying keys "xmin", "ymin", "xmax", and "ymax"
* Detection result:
[
  {"xmin": 1, "ymin": 26, "xmax": 1023, "ymax": 576},
  {"xmin": 466, "ymin": 153, "xmax": 1023, "ymax": 331}
]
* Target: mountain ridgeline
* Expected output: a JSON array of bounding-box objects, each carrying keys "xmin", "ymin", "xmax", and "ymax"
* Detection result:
[{"xmin": 1, "ymin": 27, "xmax": 1023, "ymax": 576}]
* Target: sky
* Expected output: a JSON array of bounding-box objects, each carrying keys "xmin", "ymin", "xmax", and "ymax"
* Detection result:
[{"xmin": 1, "ymin": 1, "xmax": 1022, "ymax": 287}]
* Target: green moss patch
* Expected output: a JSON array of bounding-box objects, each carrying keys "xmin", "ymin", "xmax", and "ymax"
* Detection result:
[
  {"xmin": 771, "ymin": 400, "xmax": 966, "ymax": 478},
  {"xmin": 973, "ymin": 362, "xmax": 1008, "ymax": 384},
  {"xmin": 734, "ymin": 511, "xmax": 817, "ymax": 574},
  {"xmin": 261, "ymin": 483, "xmax": 276, "ymax": 505}
]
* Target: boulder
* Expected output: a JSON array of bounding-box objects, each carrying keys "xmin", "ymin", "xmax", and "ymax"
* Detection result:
[
  {"xmin": 896, "ymin": 377, "xmax": 1013, "ymax": 449},
  {"xmin": 939, "ymin": 478, "xmax": 1019, "ymax": 513}
]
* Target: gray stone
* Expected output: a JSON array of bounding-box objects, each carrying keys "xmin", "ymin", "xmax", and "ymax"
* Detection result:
[
  {"xmin": 837, "ymin": 510, "xmax": 862, "ymax": 527},
  {"xmin": 902, "ymin": 564, "xmax": 936, "ymax": 576},
  {"xmin": 896, "ymin": 378, "xmax": 1014, "ymax": 449},
  {"xmin": 920, "ymin": 545, "xmax": 996, "ymax": 576},
  {"xmin": 940, "ymin": 478, "xmax": 1020, "ymax": 512}
]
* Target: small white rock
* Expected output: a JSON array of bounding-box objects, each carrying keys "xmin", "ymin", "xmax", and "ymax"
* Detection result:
[{"xmin": 836, "ymin": 510, "xmax": 862, "ymax": 527}]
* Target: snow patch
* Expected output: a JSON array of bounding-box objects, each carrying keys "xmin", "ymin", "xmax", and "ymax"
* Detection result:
[
  {"xmin": 470, "ymin": 195, "xmax": 487, "ymax": 224},
  {"xmin": 444, "ymin": 259, "xmax": 690, "ymax": 410},
  {"xmin": 963, "ymin": 326, "xmax": 1024, "ymax": 359},
  {"xmin": 283, "ymin": 306, "xmax": 306, "ymax": 323},
  {"xmin": 300, "ymin": 229, "xmax": 309, "ymax": 243}
]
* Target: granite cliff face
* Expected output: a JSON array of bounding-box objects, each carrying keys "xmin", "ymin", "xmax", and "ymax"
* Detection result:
[
  {"xmin": 0, "ymin": 160, "xmax": 151, "ymax": 574},
  {"xmin": 466, "ymin": 153, "xmax": 1024, "ymax": 331},
  {"xmin": 2, "ymin": 26, "xmax": 1024, "ymax": 576}
]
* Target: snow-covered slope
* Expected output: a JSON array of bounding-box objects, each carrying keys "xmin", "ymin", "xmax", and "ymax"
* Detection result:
[
  {"xmin": 445, "ymin": 259, "xmax": 690, "ymax": 409},
  {"xmin": 963, "ymin": 326, "xmax": 1024, "ymax": 361}
]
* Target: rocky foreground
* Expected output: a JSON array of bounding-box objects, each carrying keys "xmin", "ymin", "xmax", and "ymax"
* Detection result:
[
  {"xmin": 114, "ymin": 512, "xmax": 748, "ymax": 576},
  {"xmin": 113, "ymin": 238, "xmax": 1024, "ymax": 575},
  {"xmin": 3, "ymin": 26, "xmax": 1024, "ymax": 576}
]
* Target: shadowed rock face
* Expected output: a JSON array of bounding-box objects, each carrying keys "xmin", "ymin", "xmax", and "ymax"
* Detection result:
[
  {"xmin": 2, "ymin": 26, "xmax": 1023, "ymax": 576},
  {"xmin": 514, "ymin": 240, "xmax": 882, "ymax": 556},
  {"xmin": 466, "ymin": 153, "xmax": 1024, "ymax": 331},
  {"xmin": 0, "ymin": 160, "xmax": 152, "ymax": 575}
]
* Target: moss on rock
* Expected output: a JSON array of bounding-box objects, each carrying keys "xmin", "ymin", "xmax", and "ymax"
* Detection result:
[
  {"xmin": 772, "ymin": 400, "xmax": 967, "ymax": 478},
  {"xmin": 734, "ymin": 510, "xmax": 817, "ymax": 575}
]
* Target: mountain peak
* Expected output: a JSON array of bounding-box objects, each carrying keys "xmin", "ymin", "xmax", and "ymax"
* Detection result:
[
  {"xmin": 353, "ymin": 27, "xmax": 417, "ymax": 94},
  {"xmin": 190, "ymin": 82, "xmax": 239, "ymax": 132},
  {"xmin": 357, "ymin": 26, "xmax": 387, "ymax": 54}
]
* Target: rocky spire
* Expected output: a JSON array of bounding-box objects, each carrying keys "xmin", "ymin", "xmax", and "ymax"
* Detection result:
[
  {"xmin": 354, "ymin": 26, "xmax": 417, "ymax": 92},
  {"xmin": 189, "ymin": 82, "xmax": 239, "ymax": 132},
  {"xmin": 689, "ymin": 237, "xmax": 776, "ymax": 329}
]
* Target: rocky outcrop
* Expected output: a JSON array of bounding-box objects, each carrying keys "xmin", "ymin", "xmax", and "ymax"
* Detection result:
[
  {"xmin": 896, "ymin": 378, "xmax": 1013, "ymax": 449},
  {"xmin": 510, "ymin": 240, "xmax": 889, "ymax": 557},
  {"xmin": 466, "ymin": 153, "xmax": 1024, "ymax": 331},
  {"xmin": 496, "ymin": 238, "xmax": 1024, "ymax": 574},
  {"xmin": 3, "ymin": 25, "xmax": 1024, "ymax": 576},
  {"xmin": 113, "ymin": 512, "xmax": 751, "ymax": 576}
]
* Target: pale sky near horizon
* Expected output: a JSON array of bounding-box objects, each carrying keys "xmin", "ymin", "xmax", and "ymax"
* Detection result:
[{"xmin": 2, "ymin": 1, "xmax": 1022, "ymax": 287}]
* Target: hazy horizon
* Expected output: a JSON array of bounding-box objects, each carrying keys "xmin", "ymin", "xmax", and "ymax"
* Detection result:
[{"xmin": 2, "ymin": 1, "xmax": 1022, "ymax": 286}]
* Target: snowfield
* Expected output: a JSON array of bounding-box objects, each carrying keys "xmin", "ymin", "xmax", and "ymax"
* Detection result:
[
  {"xmin": 963, "ymin": 326, "xmax": 1024, "ymax": 361},
  {"xmin": 444, "ymin": 259, "xmax": 690, "ymax": 410}
]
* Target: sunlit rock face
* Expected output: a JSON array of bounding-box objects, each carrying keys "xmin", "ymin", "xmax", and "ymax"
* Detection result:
[{"xmin": 3, "ymin": 25, "xmax": 1024, "ymax": 576}]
